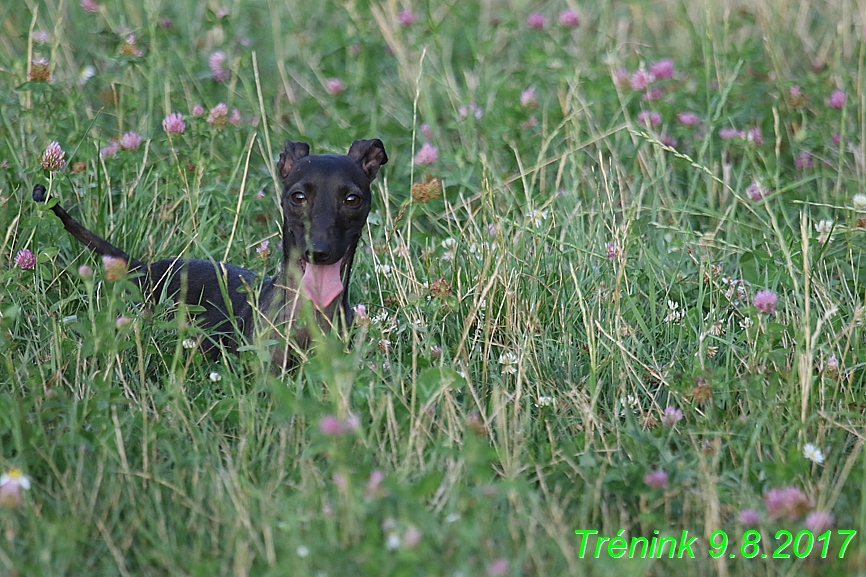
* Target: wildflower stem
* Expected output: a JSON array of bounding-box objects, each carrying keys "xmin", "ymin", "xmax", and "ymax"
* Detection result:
[{"xmin": 223, "ymin": 132, "xmax": 256, "ymax": 262}]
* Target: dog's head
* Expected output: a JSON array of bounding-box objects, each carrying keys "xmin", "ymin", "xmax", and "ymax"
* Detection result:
[{"xmin": 276, "ymin": 138, "xmax": 387, "ymax": 309}]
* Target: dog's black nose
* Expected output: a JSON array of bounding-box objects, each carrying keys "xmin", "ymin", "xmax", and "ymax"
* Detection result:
[{"xmin": 307, "ymin": 243, "xmax": 333, "ymax": 264}]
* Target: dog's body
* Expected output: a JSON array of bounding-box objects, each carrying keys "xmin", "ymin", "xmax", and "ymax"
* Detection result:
[{"xmin": 33, "ymin": 138, "xmax": 387, "ymax": 365}]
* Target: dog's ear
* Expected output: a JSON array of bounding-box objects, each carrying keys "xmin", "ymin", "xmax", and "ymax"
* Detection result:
[
  {"xmin": 347, "ymin": 138, "xmax": 388, "ymax": 181},
  {"xmin": 278, "ymin": 140, "xmax": 311, "ymax": 181}
]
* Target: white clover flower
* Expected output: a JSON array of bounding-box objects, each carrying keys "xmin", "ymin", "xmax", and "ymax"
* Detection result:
[
  {"xmin": 853, "ymin": 194, "xmax": 866, "ymax": 211},
  {"xmin": 815, "ymin": 220, "xmax": 835, "ymax": 243},
  {"xmin": 439, "ymin": 238, "xmax": 458, "ymax": 261},
  {"xmin": 664, "ymin": 300, "xmax": 686, "ymax": 324},
  {"xmin": 393, "ymin": 243, "xmax": 410, "ymax": 258},
  {"xmin": 616, "ymin": 395, "xmax": 641, "ymax": 418},
  {"xmin": 468, "ymin": 242, "xmax": 490, "ymax": 257},
  {"xmin": 498, "ymin": 351, "xmax": 518, "ymax": 374},
  {"xmin": 296, "ymin": 545, "xmax": 310, "ymax": 558},
  {"xmin": 375, "ymin": 263, "xmax": 392, "ymax": 274},
  {"xmin": 815, "ymin": 220, "xmax": 834, "ymax": 233},
  {"xmin": 535, "ymin": 395, "xmax": 556, "ymax": 408},
  {"xmin": 721, "ymin": 278, "xmax": 750, "ymax": 301},
  {"xmin": 209, "ymin": 371, "xmax": 221, "ymax": 382},
  {"xmin": 182, "ymin": 338, "xmax": 196, "ymax": 349}
]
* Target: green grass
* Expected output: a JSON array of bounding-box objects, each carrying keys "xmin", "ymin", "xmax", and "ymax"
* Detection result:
[{"xmin": 1, "ymin": 0, "xmax": 866, "ymax": 575}]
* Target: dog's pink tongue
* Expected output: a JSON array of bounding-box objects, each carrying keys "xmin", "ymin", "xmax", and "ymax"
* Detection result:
[{"xmin": 300, "ymin": 260, "xmax": 344, "ymax": 309}]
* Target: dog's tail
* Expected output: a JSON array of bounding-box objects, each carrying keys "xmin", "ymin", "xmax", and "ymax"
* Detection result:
[{"xmin": 33, "ymin": 184, "xmax": 146, "ymax": 270}]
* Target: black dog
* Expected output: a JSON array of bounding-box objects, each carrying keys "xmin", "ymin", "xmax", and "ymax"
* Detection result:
[{"xmin": 33, "ymin": 138, "xmax": 387, "ymax": 366}]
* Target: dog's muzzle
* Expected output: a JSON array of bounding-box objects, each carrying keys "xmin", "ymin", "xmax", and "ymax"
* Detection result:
[{"xmin": 298, "ymin": 257, "xmax": 345, "ymax": 309}]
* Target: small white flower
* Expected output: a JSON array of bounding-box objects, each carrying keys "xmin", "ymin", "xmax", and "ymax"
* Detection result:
[
  {"xmin": 0, "ymin": 468, "xmax": 30, "ymax": 508},
  {"xmin": 386, "ymin": 532, "xmax": 401, "ymax": 550},
  {"xmin": 815, "ymin": 219, "xmax": 835, "ymax": 243},
  {"xmin": 616, "ymin": 395, "xmax": 641, "ymax": 418},
  {"xmin": 375, "ymin": 263, "xmax": 392, "ymax": 274},
  {"xmin": 664, "ymin": 300, "xmax": 686, "ymax": 324},
  {"xmin": 803, "ymin": 443, "xmax": 824, "ymax": 465},
  {"xmin": 77, "ymin": 65, "xmax": 96, "ymax": 86},
  {"xmin": 526, "ymin": 208, "xmax": 549, "ymax": 227},
  {"xmin": 393, "ymin": 243, "xmax": 410, "ymax": 258},
  {"xmin": 853, "ymin": 194, "xmax": 866, "ymax": 211},
  {"xmin": 439, "ymin": 237, "xmax": 458, "ymax": 261},
  {"xmin": 182, "ymin": 338, "xmax": 196, "ymax": 349},
  {"xmin": 815, "ymin": 220, "xmax": 834, "ymax": 233},
  {"xmin": 209, "ymin": 371, "xmax": 221, "ymax": 382},
  {"xmin": 0, "ymin": 469, "xmax": 31, "ymax": 491},
  {"xmin": 468, "ymin": 242, "xmax": 490, "ymax": 257},
  {"xmin": 535, "ymin": 395, "xmax": 556, "ymax": 408},
  {"xmin": 739, "ymin": 317, "xmax": 754, "ymax": 329},
  {"xmin": 296, "ymin": 545, "xmax": 310, "ymax": 558},
  {"xmin": 372, "ymin": 311, "xmax": 389, "ymax": 325},
  {"xmin": 498, "ymin": 351, "xmax": 518, "ymax": 374},
  {"xmin": 721, "ymin": 278, "xmax": 750, "ymax": 301}
]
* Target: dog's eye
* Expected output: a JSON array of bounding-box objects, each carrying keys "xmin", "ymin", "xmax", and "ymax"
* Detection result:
[
  {"xmin": 290, "ymin": 191, "xmax": 307, "ymax": 205},
  {"xmin": 344, "ymin": 194, "xmax": 361, "ymax": 207}
]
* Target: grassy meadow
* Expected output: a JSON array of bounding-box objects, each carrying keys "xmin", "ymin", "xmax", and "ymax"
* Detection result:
[{"xmin": 2, "ymin": 0, "xmax": 866, "ymax": 574}]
